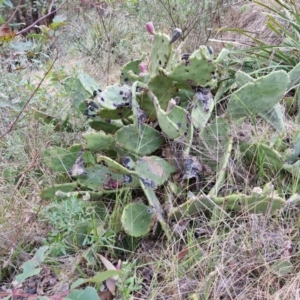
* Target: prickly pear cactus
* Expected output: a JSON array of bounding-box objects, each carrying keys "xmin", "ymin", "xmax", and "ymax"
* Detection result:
[
  {"xmin": 115, "ymin": 124, "xmax": 164, "ymax": 156},
  {"xmin": 167, "ymin": 46, "xmax": 216, "ymax": 87},
  {"xmin": 120, "ymin": 54, "xmax": 146, "ymax": 84},
  {"xmin": 198, "ymin": 117, "xmax": 231, "ymax": 171},
  {"xmin": 41, "ymin": 182, "xmax": 78, "ymax": 200},
  {"xmin": 227, "ymin": 70, "xmax": 289, "ymax": 118},
  {"xmin": 83, "ymin": 132, "xmax": 114, "ymax": 152},
  {"xmin": 169, "ymin": 183, "xmax": 286, "ymax": 220},
  {"xmin": 147, "ymin": 74, "xmax": 179, "ymax": 110},
  {"xmin": 94, "ymin": 84, "xmax": 132, "ymax": 110},
  {"xmin": 149, "ymin": 91, "xmax": 191, "ymax": 140},
  {"xmin": 149, "ymin": 33, "xmax": 172, "ymax": 74},
  {"xmin": 234, "ymin": 71, "xmax": 285, "ymax": 132},
  {"xmin": 287, "ymin": 60, "xmax": 300, "ymax": 90},
  {"xmin": 191, "ymin": 88, "xmax": 214, "ymax": 130},
  {"xmin": 41, "ymin": 20, "xmax": 292, "ymax": 242},
  {"xmin": 42, "ymin": 148, "xmax": 77, "ymax": 172},
  {"xmin": 121, "ymin": 203, "xmax": 155, "ymax": 237}
]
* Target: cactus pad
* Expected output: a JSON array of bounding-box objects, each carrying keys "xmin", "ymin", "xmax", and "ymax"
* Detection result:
[
  {"xmin": 40, "ymin": 182, "xmax": 78, "ymax": 200},
  {"xmin": 121, "ymin": 203, "xmax": 154, "ymax": 237},
  {"xmin": 169, "ymin": 183, "xmax": 286, "ymax": 219},
  {"xmin": 42, "ymin": 147, "xmax": 77, "ymax": 172},
  {"xmin": 120, "ymin": 54, "xmax": 146, "ymax": 84},
  {"xmin": 77, "ymin": 165, "xmax": 125, "ymax": 191},
  {"xmin": 148, "ymin": 74, "xmax": 179, "ymax": 110},
  {"xmin": 88, "ymin": 118, "xmax": 122, "ymax": 134},
  {"xmin": 168, "ymin": 47, "xmax": 216, "ymax": 86},
  {"xmin": 235, "ymin": 70, "xmax": 254, "ymax": 88},
  {"xmin": 191, "ymin": 89, "xmax": 214, "ymax": 130},
  {"xmin": 198, "ymin": 117, "xmax": 230, "ymax": 171},
  {"xmin": 95, "ymin": 84, "xmax": 132, "ymax": 110},
  {"xmin": 135, "ymin": 156, "xmax": 176, "ymax": 186},
  {"xmin": 82, "ymin": 132, "xmax": 114, "ymax": 152},
  {"xmin": 150, "ymin": 91, "xmax": 190, "ymax": 140},
  {"xmin": 115, "ymin": 124, "xmax": 164, "ymax": 156},
  {"xmin": 227, "ymin": 70, "xmax": 289, "ymax": 118},
  {"xmin": 78, "ymin": 71, "xmax": 100, "ymax": 95},
  {"xmin": 149, "ymin": 33, "xmax": 172, "ymax": 74}
]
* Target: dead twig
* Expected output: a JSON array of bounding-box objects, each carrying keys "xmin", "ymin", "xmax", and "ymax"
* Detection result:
[{"xmin": 16, "ymin": 0, "xmax": 67, "ymax": 36}]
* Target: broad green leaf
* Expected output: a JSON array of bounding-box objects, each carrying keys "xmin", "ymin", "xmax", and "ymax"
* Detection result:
[
  {"xmin": 15, "ymin": 246, "xmax": 49, "ymax": 284},
  {"xmin": 71, "ymin": 270, "xmax": 121, "ymax": 289},
  {"xmin": 64, "ymin": 77, "xmax": 90, "ymax": 108},
  {"xmin": 3, "ymin": 0, "xmax": 13, "ymax": 8},
  {"xmin": 78, "ymin": 71, "xmax": 100, "ymax": 95},
  {"xmin": 42, "ymin": 147, "xmax": 77, "ymax": 172},
  {"xmin": 270, "ymin": 260, "xmax": 293, "ymax": 276},
  {"xmin": 67, "ymin": 287, "xmax": 100, "ymax": 300}
]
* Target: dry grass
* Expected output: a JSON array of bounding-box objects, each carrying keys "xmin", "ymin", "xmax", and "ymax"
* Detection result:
[{"xmin": 210, "ymin": 0, "xmax": 289, "ymax": 51}]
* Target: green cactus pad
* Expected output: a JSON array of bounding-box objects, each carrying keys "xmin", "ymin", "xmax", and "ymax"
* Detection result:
[
  {"xmin": 287, "ymin": 60, "xmax": 300, "ymax": 90},
  {"xmin": 54, "ymin": 190, "xmax": 105, "ymax": 201},
  {"xmin": 148, "ymin": 74, "xmax": 179, "ymax": 110},
  {"xmin": 283, "ymin": 160, "xmax": 300, "ymax": 177},
  {"xmin": 198, "ymin": 117, "xmax": 230, "ymax": 171},
  {"xmin": 131, "ymin": 82, "xmax": 147, "ymax": 135},
  {"xmin": 42, "ymin": 147, "xmax": 77, "ymax": 172},
  {"xmin": 240, "ymin": 142, "xmax": 283, "ymax": 174},
  {"xmin": 235, "ymin": 70, "xmax": 254, "ymax": 88},
  {"xmin": 235, "ymin": 71, "xmax": 285, "ymax": 132},
  {"xmin": 97, "ymin": 155, "xmax": 135, "ymax": 175},
  {"xmin": 82, "ymin": 132, "xmax": 114, "ymax": 152},
  {"xmin": 115, "ymin": 124, "xmax": 164, "ymax": 156},
  {"xmin": 215, "ymin": 48, "xmax": 230, "ymax": 64},
  {"xmin": 137, "ymin": 93, "xmax": 157, "ymax": 121},
  {"xmin": 78, "ymin": 71, "xmax": 100, "ymax": 95},
  {"xmin": 88, "ymin": 118, "xmax": 122, "ymax": 134},
  {"xmin": 149, "ymin": 33, "xmax": 172, "ymax": 74},
  {"xmin": 77, "ymin": 165, "xmax": 124, "ymax": 191},
  {"xmin": 120, "ymin": 54, "xmax": 146, "ymax": 84},
  {"xmin": 139, "ymin": 179, "xmax": 172, "ymax": 240},
  {"xmin": 191, "ymin": 96, "xmax": 214, "ymax": 130},
  {"xmin": 95, "ymin": 84, "xmax": 132, "ymax": 110},
  {"xmin": 40, "ymin": 182, "xmax": 78, "ymax": 200},
  {"xmin": 168, "ymin": 47, "xmax": 216, "ymax": 86},
  {"xmin": 64, "ymin": 77, "xmax": 91, "ymax": 109},
  {"xmin": 121, "ymin": 203, "xmax": 154, "ymax": 237},
  {"xmin": 135, "ymin": 156, "xmax": 176, "ymax": 186},
  {"xmin": 150, "ymin": 91, "xmax": 189, "ymax": 140},
  {"xmin": 192, "ymin": 45, "xmax": 214, "ymax": 61},
  {"xmin": 32, "ymin": 108, "xmax": 73, "ymax": 132},
  {"xmin": 227, "ymin": 70, "xmax": 289, "ymax": 118},
  {"xmin": 223, "ymin": 182, "xmax": 286, "ymax": 213},
  {"xmin": 98, "ymin": 107, "xmax": 132, "ymax": 119},
  {"xmin": 169, "ymin": 183, "xmax": 286, "ymax": 219},
  {"xmin": 283, "ymin": 131, "xmax": 300, "ymax": 164},
  {"xmin": 258, "ymin": 104, "xmax": 285, "ymax": 133},
  {"xmin": 69, "ymin": 145, "xmax": 96, "ymax": 165}
]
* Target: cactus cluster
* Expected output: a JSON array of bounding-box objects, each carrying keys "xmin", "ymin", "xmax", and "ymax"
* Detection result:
[{"xmin": 39, "ymin": 22, "xmax": 294, "ymax": 239}]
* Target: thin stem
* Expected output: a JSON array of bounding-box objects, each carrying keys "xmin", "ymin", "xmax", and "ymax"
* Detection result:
[{"xmin": 17, "ymin": 0, "xmax": 67, "ymax": 36}]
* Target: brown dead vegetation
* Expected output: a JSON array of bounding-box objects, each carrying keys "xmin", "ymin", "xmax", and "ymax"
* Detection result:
[{"xmin": 210, "ymin": 1, "xmax": 286, "ymax": 50}]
